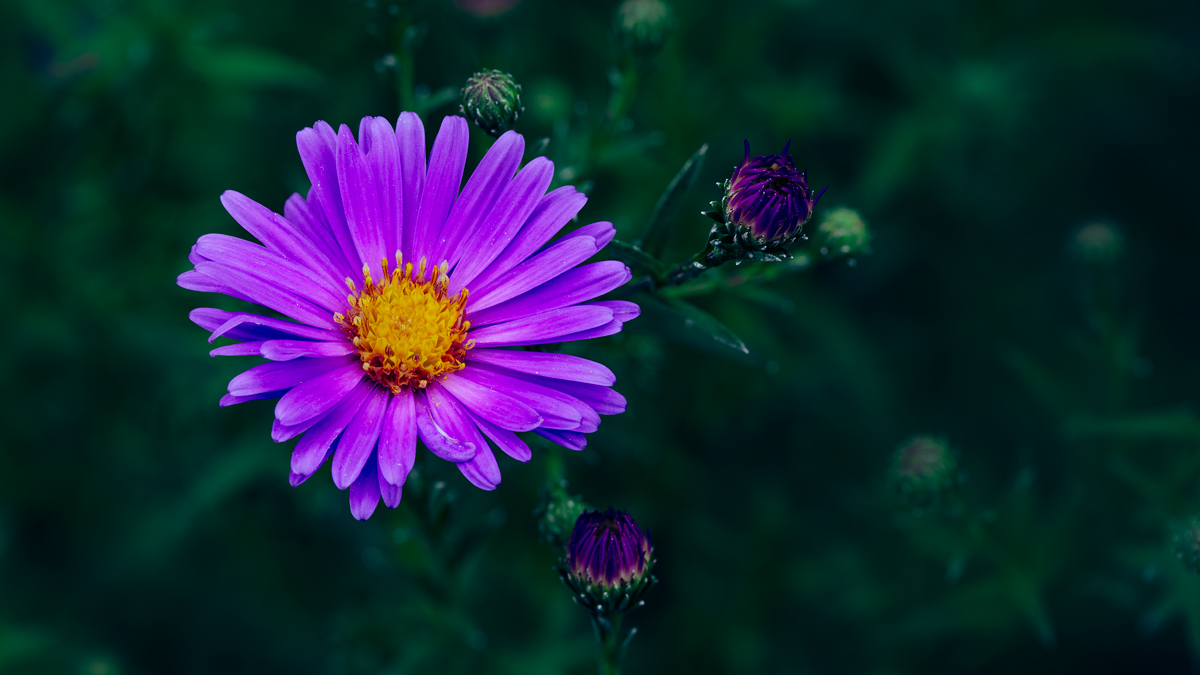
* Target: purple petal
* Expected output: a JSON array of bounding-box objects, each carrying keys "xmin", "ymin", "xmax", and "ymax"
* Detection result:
[
  {"xmin": 457, "ymin": 442, "xmax": 501, "ymax": 491},
  {"xmin": 466, "ymin": 235, "xmax": 597, "ymax": 313},
  {"xmin": 195, "ymin": 234, "xmax": 345, "ymax": 310},
  {"xmin": 470, "ymin": 305, "xmax": 614, "ymax": 348},
  {"xmin": 274, "ymin": 362, "xmax": 365, "ymax": 426},
  {"xmin": 456, "ymin": 366, "xmax": 584, "ymax": 430},
  {"xmin": 195, "ymin": 309, "xmax": 343, "ymax": 343},
  {"xmin": 592, "ymin": 300, "xmax": 641, "ymax": 323},
  {"xmin": 547, "ymin": 319, "xmax": 623, "ymax": 343},
  {"xmin": 380, "ymin": 467, "xmax": 403, "ymax": 508},
  {"xmin": 337, "ymin": 123, "xmax": 387, "ymax": 280},
  {"xmin": 331, "ymin": 385, "xmax": 388, "ymax": 489},
  {"xmin": 296, "ymin": 121, "xmax": 360, "ymax": 268},
  {"xmin": 272, "ymin": 414, "xmax": 322, "ymax": 442},
  {"xmin": 378, "ymin": 388, "xmax": 417, "ymax": 486},
  {"xmin": 228, "ymin": 355, "xmax": 355, "ymax": 396},
  {"xmin": 261, "ymin": 340, "xmax": 356, "ymax": 361},
  {"xmin": 348, "ymin": 454, "xmax": 382, "ymax": 520},
  {"xmin": 438, "ymin": 372, "xmax": 543, "ymax": 432},
  {"xmin": 177, "ymin": 270, "xmax": 254, "ymax": 305},
  {"xmin": 467, "ymin": 349, "xmax": 616, "ymax": 386},
  {"xmin": 283, "ymin": 192, "xmax": 356, "ymax": 279},
  {"xmin": 467, "ymin": 409, "xmax": 532, "ymax": 462},
  {"xmin": 191, "ymin": 262, "xmax": 338, "ymax": 330},
  {"xmin": 360, "ymin": 116, "xmax": 402, "ymax": 263},
  {"xmin": 414, "ymin": 388, "xmax": 478, "ymax": 462},
  {"xmin": 396, "ymin": 112, "xmax": 427, "ymax": 260},
  {"xmin": 289, "ymin": 382, "xmax": 374, "ymax": 477},
  {"xmin": 469, "ymin": 262, "xmax": 632, "ymax": 327},
  {"xmin": 558, "ymin": 220, "xmax": 616, "ymax": 249},
  {"xmin": 535, "ymin": 428, "xmax": 587, "ymax": 451},
  {"xmin": 450, "ymin": 157, "xmax": 556, "ymax": 293},
  {"xmin": 433, "ymin": 130, "xmax": 524, "ymax": 268},
  {"xmin": 210, "ymin": 341, "xmax": 265, "ymax": 357},
  {"xmin": 221, "ymin": 391, "xmax": 286, "ymax": 407},
  {"xmin": 468, "ymin": 186, "xmax": 588, "ymax": 290},
  {"xmin": 506, "ymin": 373, "xmax": 627, "ymax": 416},
  {"xmin": 410, "ymin": 116, "xmax": 468, "ymax": 264},
  {"xmin": 221, "ymin": 191, "xmax": 347, "ymax": 291}
]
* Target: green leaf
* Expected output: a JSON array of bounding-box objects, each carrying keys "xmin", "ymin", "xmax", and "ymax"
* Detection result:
[
  {"xmin": 640, "ymin": 144, "xmax": 708, "ymax": 258},
  {"xmin": 650, "ymin": 294, "xmax": 749, "ymax": 355},
  {"xmin": 605, "ymin": 239, "xmax": 666, "ymax": 277}
]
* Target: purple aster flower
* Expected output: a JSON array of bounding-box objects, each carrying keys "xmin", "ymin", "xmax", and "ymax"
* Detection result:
[
  {"xmin": 179, "ymin": 113, "xmax": 638, "ymax": 520},
  {"xmin": 725, "ymin": 140, "xmax": 825, "ymax": 244},
  {"xmin": 561, "ymin": 508, "xmax": 656, "ymax": 615}
]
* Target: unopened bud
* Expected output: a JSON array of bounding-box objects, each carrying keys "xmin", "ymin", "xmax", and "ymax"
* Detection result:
[
  {"xmin": 614, "ymin": 0, "xmax": 675, "ymax": 55},
  {"xmin": 1071, "ymin": 222, "xmax": 1123, "ymax": 265},
  {"xmin": 460, "ymin": 69, "xmax": 523, "ymax": 137},
  {"xmin": 888, "ymin": 435, "xmax": 961, "ymax": 506},
  {"xmin": 560, "ymin": 508, "xmax": 657, "ymax": 616},
  {"xmin": 1174, "ymin": 515, "xmax": 1200, "ymax": 573},
  {"xmin": 814, "ymin": 207, "xmax": 871, "ymax": 259}
]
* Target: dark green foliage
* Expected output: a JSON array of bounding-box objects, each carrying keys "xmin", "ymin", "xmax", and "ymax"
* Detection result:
[{"xmin": 2, "ymin": 0, "xmax": 1199, "ymax": 673}]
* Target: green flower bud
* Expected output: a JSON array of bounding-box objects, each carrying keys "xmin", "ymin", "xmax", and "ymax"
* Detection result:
[
  {"xmin": 1071, "ymin": 222, "xmax": 1123, "ymax": 265},
  {"xmin": 460, "ymin": 69, "xmax": 523, "ymax": 137},
  {"xmin": 888, "ymin": 435, "xmax": 961, "ymax": 506},
  {"xmin": 814, "ymin": 207, "xmax": 871, "ymax": 259},
  {"xmin": 1173, "ymin": 515, "xmax": 1200, "ymax": 574},
  {"xmin": 613, "ymin": 0, "xmax": 675, "ymax": 55},
  {"xmin": 534, "ymin": 478, "xmax": 590, "ymax": 548}
]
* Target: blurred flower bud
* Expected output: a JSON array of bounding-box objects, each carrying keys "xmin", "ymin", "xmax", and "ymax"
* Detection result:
[
  {"xmin": 1173, "ymin": 515, "xmax": 1200, "ymax": 573},
  {"xmin": 814, "ymin": 207, "xmax": 871, "ymax": 259},
  {"xmin": 614, "ymin": 0, "xmax": 675, "ymax": 55},
  {"xmin": 888, "ymin": 435, "xmax": 961, "ymax": 506},
  {"xmin": 535, "ymin": 478, "xmax": 590, "ymax": 548},
  {"xmin": 560, "ymin": 508, "xmax": 656, "ymax": 616},
  {"xmin": 1071, "ymin": 222, "xmax": 1124, "ymax": 265},
  {"xmin": 460, "ymin": 69, "xmax": 523, "ymax": 137}
]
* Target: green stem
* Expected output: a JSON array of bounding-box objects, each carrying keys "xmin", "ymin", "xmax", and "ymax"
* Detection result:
[
  {"xmin": 394, "ymin": 23, "xmax": 421, "ymax": 113},
  {"xmin": 594, "ymin": 614, "xmax": 624, "ymax": 675}
]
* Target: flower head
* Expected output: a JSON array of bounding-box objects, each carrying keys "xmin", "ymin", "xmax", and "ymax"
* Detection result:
[
  {"xmin": 561, "ymin": 508, "xmax": 656, "ymax": 615},
  {"xmin": 1071, "ymin": 222, "xmax": 1124, "ymax": 265},
  {"xmin": 888, "ymin": 435, "xmax": 961, "ymax": 506},
  {"xmin": 814, "ymin": 207, "xmax": 871, "ymax": 259},
  {"xmin": 614, "ymin": 0, "xmax": 675, "ymax": 55},
  {"xmin": 724, "ymin": 140, "xmax": 824, "ymax": 245},
  {"xmin": 180, "ymin": 114, "xmax": 637, "ymax": 520},
  {"xmin": 461, "ymin": 69, "xmax": 523, "ymax": 137}
]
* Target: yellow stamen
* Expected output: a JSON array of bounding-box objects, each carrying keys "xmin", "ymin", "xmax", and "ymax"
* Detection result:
[{"xmin": 335, "ymin": 252, "xmax": 473, "ymax": 393}]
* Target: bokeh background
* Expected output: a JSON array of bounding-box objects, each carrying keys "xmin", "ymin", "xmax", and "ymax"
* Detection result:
[{"xmin": 3, "ymin": 0, "xmax": 1200, "ymax": 672}]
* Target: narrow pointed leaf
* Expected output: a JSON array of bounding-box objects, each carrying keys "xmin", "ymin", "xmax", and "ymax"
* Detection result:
[{"xmin": 641, "ymin": 144, "xmax": 708, "ymax": 257}]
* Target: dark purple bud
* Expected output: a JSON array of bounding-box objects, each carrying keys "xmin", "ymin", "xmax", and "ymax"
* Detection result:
[
  {"xmin": 561, "ymin": 508, "xmax": 656, "ymax": 615},
  {"xmin": 725, "ymin": 140, "xmax": 825, "ymax": 244}
]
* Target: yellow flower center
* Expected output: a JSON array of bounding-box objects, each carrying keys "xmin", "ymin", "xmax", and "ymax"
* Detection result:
[{"xmin": 334, "ymin": 255, "xmax": 472, "ymax": 393}]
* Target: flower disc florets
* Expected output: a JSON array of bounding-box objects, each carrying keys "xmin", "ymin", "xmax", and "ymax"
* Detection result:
[
  {"xmin": 460, "ymin": 69, "xmax": 523, "ymax": 137},
  {"xmin": 335, "ymin": 255, "xmax": 472, "ymax": 394},
  {"xmin": 561, "ymin": 508, "xmax": 656, "ymax": 616},
  {"xmin": 888, "ymin": 435, "xmax": 961, "ymax": 506}
]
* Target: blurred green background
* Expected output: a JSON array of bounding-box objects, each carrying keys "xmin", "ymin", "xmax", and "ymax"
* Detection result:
[{"xmin": 3, "ymin": 0, "xmax": 1200, "ymax": 672}]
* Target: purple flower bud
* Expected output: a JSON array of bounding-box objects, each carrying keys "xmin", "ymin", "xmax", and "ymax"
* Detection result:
[
  {"xmin": 561, "ymin": 508, "xmax": 656, "ymax": 615},
  {"xmin": 725, "ymin": 140, "xmax": 825, "ymax": 244}
]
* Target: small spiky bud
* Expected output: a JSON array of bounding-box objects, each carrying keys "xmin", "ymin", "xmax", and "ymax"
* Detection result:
[
  {"xmin": 559, "ymin": 508, "xmax": 657, "ymax": 617},
  {"xmin": 814, "ymin": 207, "xmax": 871, "ymax": 259},
  {"xmin": 614, "ymin": 0, "xmax": 675, "ymax": 55},
  {"xmin": 460, "ymin": 69, "xmax": 523, "ymax": 137},
  {"xmin": 888, "ymin": 435, "xmax": 962, "ymax": 506},
  {"xmin": 534, "ymin": 478, "xmax": 590, "ymax": 548}
]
